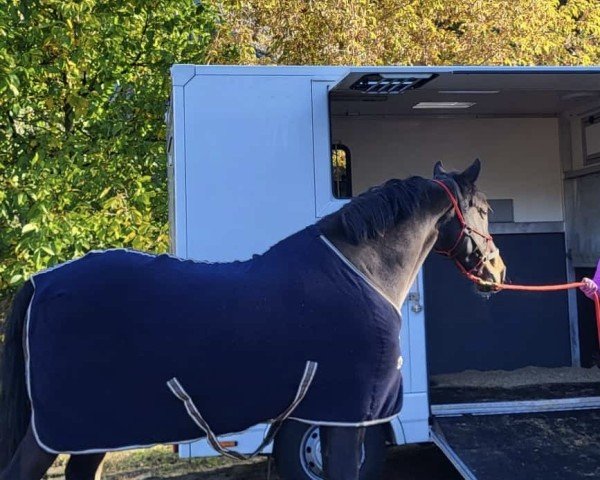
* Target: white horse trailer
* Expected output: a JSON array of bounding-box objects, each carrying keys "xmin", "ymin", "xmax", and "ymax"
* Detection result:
[{"xmin": 167, "ymin": 65, "xmax": 600, "ymax": 479}]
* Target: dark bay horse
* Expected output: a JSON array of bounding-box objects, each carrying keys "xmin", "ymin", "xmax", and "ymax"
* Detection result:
[{"xmin": 0, "ymin": 159, "xmax": 505, "ymax": 480}]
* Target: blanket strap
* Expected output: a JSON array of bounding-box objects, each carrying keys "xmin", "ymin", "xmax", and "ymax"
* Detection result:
[{"xmin": 167, "ymin": 360, "xmax": 318, "ymax": 461}]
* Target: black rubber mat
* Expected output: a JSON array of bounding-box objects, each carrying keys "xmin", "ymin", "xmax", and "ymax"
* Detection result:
[
  {"xmin": 430, "ymin": 382, "xmax": 600, "ymax": 404},
  {"xmin": 435, "ymin": 409, "xmax": 600, "ymax": 479}
]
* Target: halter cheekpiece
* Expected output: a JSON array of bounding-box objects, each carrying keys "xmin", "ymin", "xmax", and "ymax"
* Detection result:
[{"xmin": 432, "ymin": 179, "xmax": 497, "ymax": 278}]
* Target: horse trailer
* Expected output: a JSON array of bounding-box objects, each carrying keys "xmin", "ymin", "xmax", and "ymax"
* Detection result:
[{"xmin": 167, "ymin": 65, "xmax": 600, "ymax": 479}]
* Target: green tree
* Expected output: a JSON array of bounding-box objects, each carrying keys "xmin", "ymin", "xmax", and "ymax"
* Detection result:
[
  {"xmin": 215, "ymin": 0, "xmax": 600, "ymax": 65},
  {"xmin": 2, "ymin": 0, "xmax": 600, "ymax": 306},
  {"xmin": 0, "ymin": 0, "xmax": 227, "ymax": 301}
]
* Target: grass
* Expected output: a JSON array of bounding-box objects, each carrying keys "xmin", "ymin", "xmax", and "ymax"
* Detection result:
[
  {"xmin": 43, "ymin": 444, "xmax": 463, "ymax": 480},
  {"xmin": 45, "ymin": 446, "xmax": 273, "ymax": 480},
  {"xmin": 48, "ymin": 447, "xmax": 221, "ymax": 479}
]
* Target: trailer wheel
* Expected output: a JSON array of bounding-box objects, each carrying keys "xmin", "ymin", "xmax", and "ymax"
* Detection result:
[{"xmin": 273, "ymin": 421, "xmax": 387, "ymax": 480}]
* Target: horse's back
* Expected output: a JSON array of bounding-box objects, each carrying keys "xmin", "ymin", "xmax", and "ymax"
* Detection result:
[{"xmin": 33, "ymin": 249, "xmax": 242, "ymax": 306}]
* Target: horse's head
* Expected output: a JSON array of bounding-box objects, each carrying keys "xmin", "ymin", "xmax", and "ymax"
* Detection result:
[{"xmin": 432, "ymin": 159, "xmax": 506, "ymax": 290}]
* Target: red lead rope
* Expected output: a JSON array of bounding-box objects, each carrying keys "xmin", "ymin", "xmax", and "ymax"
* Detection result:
[
  {"xmin": 464, "ymin": 271, "xmax": 600, "ymax": 350},
  {"xmin": 498, "ymin": 282, "xmax": 600, "ymax": 351},
  {"xmin": 432, "ymin": 179, "xmax": 600, "ymax": 350}
]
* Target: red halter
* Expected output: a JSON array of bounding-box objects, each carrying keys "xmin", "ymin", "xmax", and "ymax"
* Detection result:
[{"xmin": 432, "ymin": 179, "xmax": 497, "ymax": 279}]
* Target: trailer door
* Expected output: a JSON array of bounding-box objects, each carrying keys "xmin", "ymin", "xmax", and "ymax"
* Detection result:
[{"xmin": 171, "ymin": 66, "xmax": 320, "ymax": 262}]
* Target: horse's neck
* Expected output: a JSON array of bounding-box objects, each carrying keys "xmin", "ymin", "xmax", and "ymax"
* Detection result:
[
  {"xmin": 334, "ymin": 219, "xmax": 439, "ymax": 307},
  {"xmin": 322, "ymin": 187, "xmax": 449, "ymax": 308}
]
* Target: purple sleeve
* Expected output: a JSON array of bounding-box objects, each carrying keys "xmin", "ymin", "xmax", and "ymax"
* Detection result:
[{"xmin": 594, "ymin": 260, "xmax": 600, "ymax": 287}]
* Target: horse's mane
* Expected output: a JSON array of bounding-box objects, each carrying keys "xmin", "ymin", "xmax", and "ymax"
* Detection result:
[{"xmin": 323, "ymin": 176, "xmax": 430, "ymax": 245}]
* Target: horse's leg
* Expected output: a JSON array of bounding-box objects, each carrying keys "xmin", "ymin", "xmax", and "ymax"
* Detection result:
[
  {"xmin": 320, "ymin": 425, "xmax": 365, "ymax": 480},
  {"xmin": 0, "ymin": 424, "xmax": 57, "ymax": 480},
  {"xmin": 65, "ymin": 453, "xmax": 106, "ymax": 480}
]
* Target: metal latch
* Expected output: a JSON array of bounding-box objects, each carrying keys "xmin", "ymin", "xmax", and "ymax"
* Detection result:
[{"xmin": 408, "ymin": 292, "xmax": 423, "ymax": 313}]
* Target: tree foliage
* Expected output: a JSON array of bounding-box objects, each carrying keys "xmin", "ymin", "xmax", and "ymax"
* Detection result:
[
  {"xmin": 216, "ymin": 0, "xmax": 600, "ymax": 65},
  {"xmin": 1, "ymin": 0, "xmax": 600, "ymax": 305},
  {"xmin": 0, "ymin": 0, "xmax": 225, "ymax": 300}
]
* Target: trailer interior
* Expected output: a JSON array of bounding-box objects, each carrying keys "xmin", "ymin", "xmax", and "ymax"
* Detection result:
[{"xmin": 328, "ymin": 70, "xmax": 600, "ymax": 478}]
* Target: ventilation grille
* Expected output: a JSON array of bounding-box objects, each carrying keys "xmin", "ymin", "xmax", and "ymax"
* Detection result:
[{"xmin": 350, "ymin": 73, "xmax": 436, "ymax": 95}]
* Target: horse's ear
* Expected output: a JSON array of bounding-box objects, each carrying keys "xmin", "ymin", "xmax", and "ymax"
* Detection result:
[
  {"xmin": 461, "ymin": 158, "xmax": 481, "ymax": 184},
  {"xmin": 433, "ymin": 161, "xmax": 447, "ymax": 177}
]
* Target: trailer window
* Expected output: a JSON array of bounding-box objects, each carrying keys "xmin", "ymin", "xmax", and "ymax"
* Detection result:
[
  {"xmin": 331, "ymin": 144, "xmax": 352, "ymax": 199},
  {"xmin": 583, "ymin": 114, "xmax": 600, "ymax": 165}
]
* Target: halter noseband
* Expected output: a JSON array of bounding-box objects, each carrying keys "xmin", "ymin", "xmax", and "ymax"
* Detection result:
[{"xmin": 432, "ymin": 179, "xmax": 497, "ymax": 278}]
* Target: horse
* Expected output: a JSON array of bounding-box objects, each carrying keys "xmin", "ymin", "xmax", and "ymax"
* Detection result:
[{"xmin": 0, "ymin": 159, "xmax": 505, "ymax": 480}]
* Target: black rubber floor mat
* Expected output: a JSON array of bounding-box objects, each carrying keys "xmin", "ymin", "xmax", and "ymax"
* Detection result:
[{"xmin": 434, "ymin": 409, "xmax": 600, "ymax": 479}]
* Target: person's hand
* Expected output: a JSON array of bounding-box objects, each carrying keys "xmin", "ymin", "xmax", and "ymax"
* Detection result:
[{"xmin": 580, "ymin": 277, "xmax": 598, "ymax": 300}]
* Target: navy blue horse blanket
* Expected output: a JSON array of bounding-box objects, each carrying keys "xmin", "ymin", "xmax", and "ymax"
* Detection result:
[{"xmin": 26, "ymin": 225, "xmax": 403, "ymax": 453}]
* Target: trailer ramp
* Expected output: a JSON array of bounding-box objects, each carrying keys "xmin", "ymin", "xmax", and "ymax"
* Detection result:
[{"xmin": 432, "ymin": 409, "xmax": 600, "ymax": 480}]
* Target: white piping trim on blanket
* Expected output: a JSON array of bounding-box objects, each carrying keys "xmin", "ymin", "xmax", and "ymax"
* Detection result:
[
  {"xmin": 23, "ymin": 277, "xmax": 43, "ymax": 450},
  {"xmin": 32, "ymin": 247, "xmax": 213, "ymax": 281},
  {"xmin": 318, "ymin": 235, "xmax": 401, "ymax": 315},
  {"xmin": 288, "ymin": 413, "xmax": 400, "ymax": 428},
  {"xmin": 167, "ymin": 361, "xmax": 318, "ymax": 460}
]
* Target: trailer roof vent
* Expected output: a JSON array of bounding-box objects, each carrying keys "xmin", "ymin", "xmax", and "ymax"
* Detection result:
[{"xmin": 350, "ymin": 73, "xmax": 436, "ymax": 95}]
